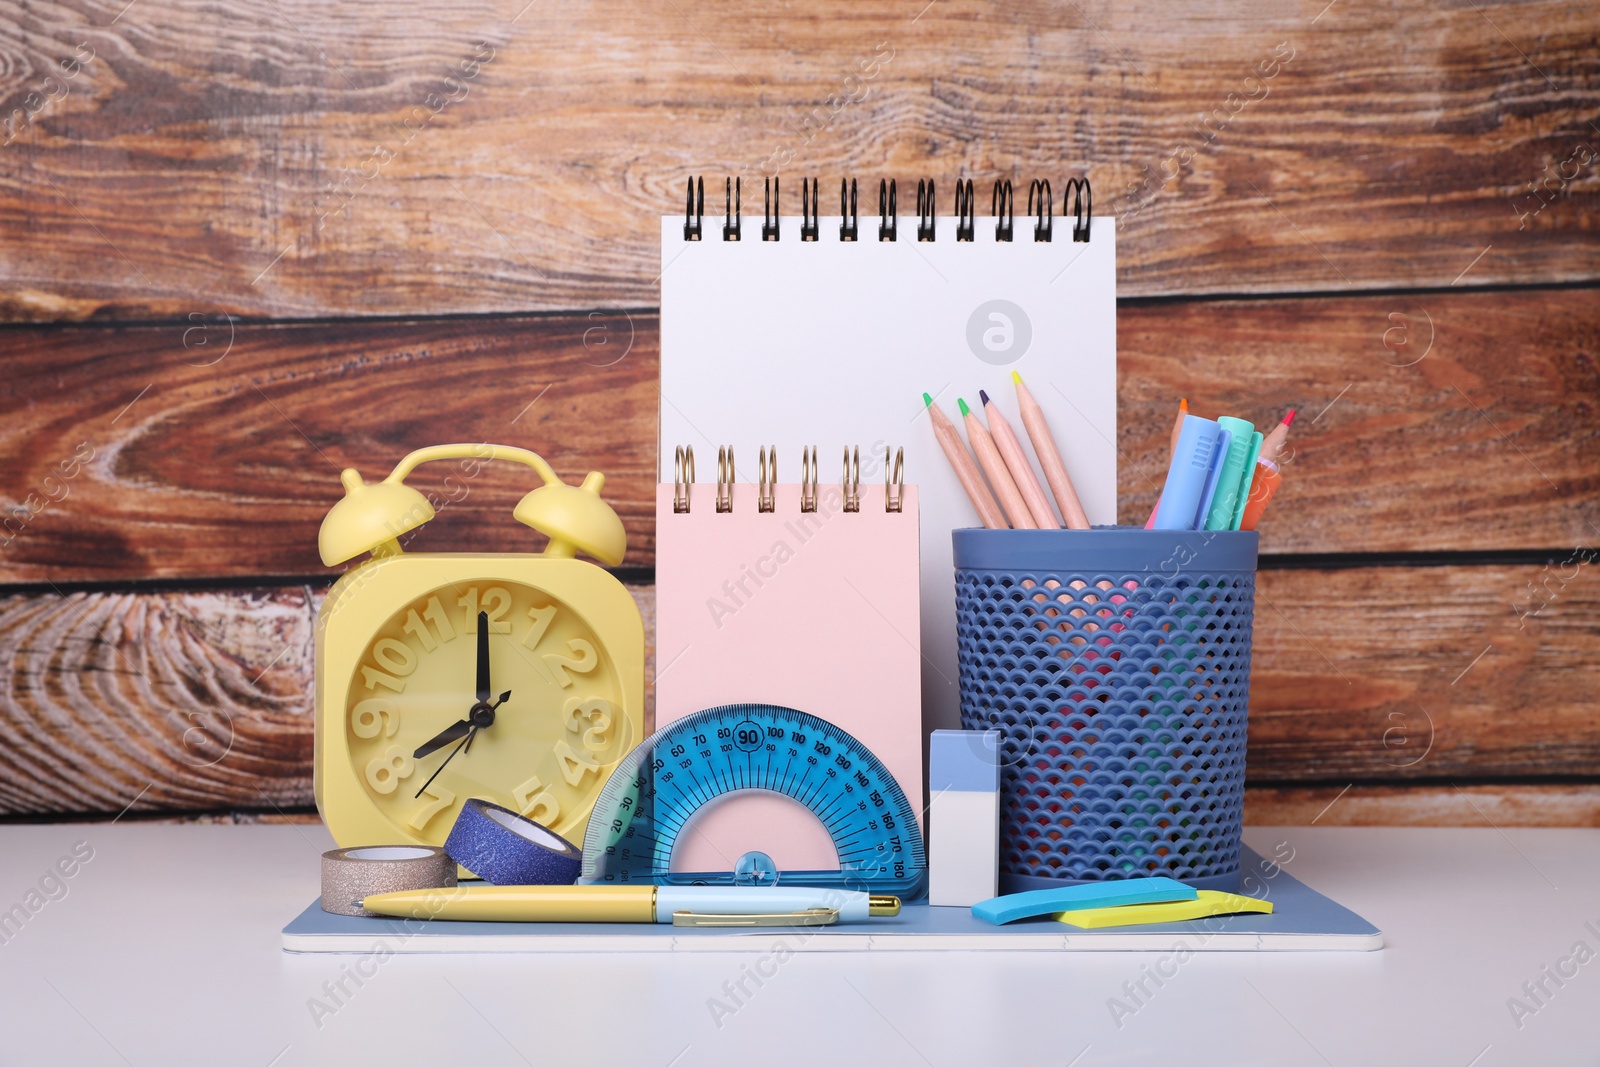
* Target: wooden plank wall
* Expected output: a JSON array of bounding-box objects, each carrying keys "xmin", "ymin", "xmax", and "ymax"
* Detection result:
[{"xmin": 1, "ymin": 0, "xmax": 1596, "ymax": 825}]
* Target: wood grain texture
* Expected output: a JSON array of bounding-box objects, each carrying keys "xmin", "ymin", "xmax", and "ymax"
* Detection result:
[
  {"xmin": 1250, "ymin": 561, "xmax": 1600, "ymax": 781},
  {"xmin": 0, "ymin": 582, "xmax": 655, "ymax": 816},
  {"xmin": 0, "ymin": 569, "xmax": 1593, "ymax": 816},
  {"xmin": 1245, "ymin": 784, "xmax": 1600, "ymax": 827},
  {"xmin": 0, "ymin": 312, "xmax": 656, "ymax": 582},
  {"xmin": 1, "ymin": 288, "xmax": 1595, "ymax": 582},
  {"xmin": 0, "ymin": 0, "xmax": 1596, "ymax": 321},
  {"xmin": 1116, "ymin": 288, "xmax": 1600, "ymax": 552}
]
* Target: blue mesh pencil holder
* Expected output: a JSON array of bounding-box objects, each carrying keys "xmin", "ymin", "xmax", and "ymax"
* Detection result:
[{"xmin": 953, "ymin": 527, "xmax": 1258, "ymax": 894}]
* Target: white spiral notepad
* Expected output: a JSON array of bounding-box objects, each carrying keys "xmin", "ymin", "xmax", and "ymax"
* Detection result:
[{"xmin": 659, "ymin": 177, "xmax": 1117, "ymax": 732}]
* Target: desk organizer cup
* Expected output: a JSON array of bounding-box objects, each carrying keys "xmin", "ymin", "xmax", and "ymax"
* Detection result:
[{"xmin": 953, "ymin": 527, "xmax": 1258, "ymax": 894}]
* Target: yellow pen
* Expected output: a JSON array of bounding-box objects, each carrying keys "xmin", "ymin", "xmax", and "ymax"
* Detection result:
[{"xmin": 360, "ymin": 884, "xmax": 901, "ymax": 927}]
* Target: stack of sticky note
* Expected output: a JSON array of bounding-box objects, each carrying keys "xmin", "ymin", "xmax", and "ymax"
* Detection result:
[
  {"xmin": 971, "ymin": 878, "xmax": 1273, "ymax": 928},
  {"xmin": 1055, "ymin": 890, "xmax": 1273, "ymax": 929}
]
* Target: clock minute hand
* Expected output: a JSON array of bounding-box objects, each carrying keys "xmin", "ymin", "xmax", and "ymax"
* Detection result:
[
  {"xmin": 476, "ymin": 610, "xmax": 490, "ymax": 704},
  {"xmin": 414, "ymin": 725, "xmax": 476, "ymax": 799}
]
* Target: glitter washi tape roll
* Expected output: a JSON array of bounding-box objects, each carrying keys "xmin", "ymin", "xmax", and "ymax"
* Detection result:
[
  {"xmin": 320, "ymin": 845, "xmax": 457, "ymax": 917},
  {"xmin": 444, "ymin": 798, "xmax": 584, "ymax": 885}
]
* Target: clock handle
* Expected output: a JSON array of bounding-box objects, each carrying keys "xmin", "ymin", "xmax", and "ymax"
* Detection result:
[{"xmin": 318, "ymin": 443, "xmax": 625, "ymax": 567}]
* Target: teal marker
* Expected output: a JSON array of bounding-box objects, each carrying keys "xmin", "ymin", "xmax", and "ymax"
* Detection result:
[{"xmin": 1204, "ymin": 416, "xmax": 1256, "ymax": 531}]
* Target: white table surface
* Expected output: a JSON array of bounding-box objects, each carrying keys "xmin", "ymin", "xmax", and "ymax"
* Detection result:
[{"xmin": 0, "ymin": 823, "xmax": 1595, "ymax": 1066}]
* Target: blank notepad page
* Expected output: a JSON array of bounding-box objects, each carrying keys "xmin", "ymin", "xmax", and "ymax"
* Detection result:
[{"xmin": 654, "ymin": 480, "xmax": 921, "ymax": 874}]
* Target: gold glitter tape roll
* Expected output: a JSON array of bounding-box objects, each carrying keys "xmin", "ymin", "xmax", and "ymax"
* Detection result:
[{"xmin": 320, "ymin": 846, "xmax": 457, "ymax": 917}]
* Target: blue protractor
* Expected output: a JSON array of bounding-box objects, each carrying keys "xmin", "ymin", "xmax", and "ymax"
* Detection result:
[{"xmin": 581, "ymin": 704, "xmax": 927, "ymax": 897}]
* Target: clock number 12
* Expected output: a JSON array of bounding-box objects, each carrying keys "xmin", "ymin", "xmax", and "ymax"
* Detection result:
[{"xmin": 459, "ymin": 587, "xmax": 511, "ymax": 632}]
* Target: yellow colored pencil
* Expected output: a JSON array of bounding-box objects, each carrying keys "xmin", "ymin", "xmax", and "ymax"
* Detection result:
[{"xmin": 1010, "ymin": 372, "xmax": 1090, "ymax": 530}]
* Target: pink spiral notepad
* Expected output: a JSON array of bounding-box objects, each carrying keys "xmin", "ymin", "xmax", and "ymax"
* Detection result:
[{"xmin": 654, "ymin": 464, "xmax": 922, "ymax": 875}]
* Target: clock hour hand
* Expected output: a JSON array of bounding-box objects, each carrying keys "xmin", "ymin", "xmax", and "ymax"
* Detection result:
[
  {"xmin": 413, "ymin": 718, "xmax": 473, "ymax": 760},
  {"xmin": 413, "ymin": 690, "xmax": 512, "ymax": 762}
]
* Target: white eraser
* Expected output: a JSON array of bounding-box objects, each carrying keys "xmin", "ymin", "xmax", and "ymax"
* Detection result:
[{"xmin": 928, "ymin": 729, "xmax": 1001, "ymax": 908}]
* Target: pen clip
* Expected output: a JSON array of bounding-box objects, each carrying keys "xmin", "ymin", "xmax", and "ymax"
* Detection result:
[{"xmin": 671, "ymin": 908, "xmax": 839, "ymax": 929}]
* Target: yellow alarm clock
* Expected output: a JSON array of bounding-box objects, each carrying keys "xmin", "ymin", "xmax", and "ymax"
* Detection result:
[{"xmin": 313, "ymin": 443, "xmax": 643, "ymax": 852}]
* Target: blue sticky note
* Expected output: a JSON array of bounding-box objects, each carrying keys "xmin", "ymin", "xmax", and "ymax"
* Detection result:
[{"xmin": 971, "ymin": 878, "xmax": 1198, "ymax": 925}]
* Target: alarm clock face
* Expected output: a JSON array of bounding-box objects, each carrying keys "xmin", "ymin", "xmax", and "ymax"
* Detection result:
[{"xmin": 343, "ymin": 581, "xmax": 632, "ymax": 844}]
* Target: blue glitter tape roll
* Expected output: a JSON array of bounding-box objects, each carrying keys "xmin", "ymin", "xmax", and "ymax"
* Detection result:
[{"xmin": 444, "ymin": 799, "xmax": 583, "ymax": 885}]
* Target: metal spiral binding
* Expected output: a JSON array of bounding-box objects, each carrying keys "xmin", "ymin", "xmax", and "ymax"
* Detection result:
[
  {"xmin": 916, "ymin": 179, "xmax": 936, "ymax": 241},
  {"xmin": 1065, "ymin": 175, "xmax": 1092, "ymax": 243},
  {"xmin": 840, "ymin": 179, "xmax": 858, "ymax": 241},
  {"xmin": 954, "ymin": 179, "xmax": 975, "ymax": 242},
  {"xmin": 674, "ymin": 445, "xmax": 695, "ymax": 513},
  {"xmin": 716, "ymin": 446, "xmax": 735, "ymax": 512},
  {"xmin": 672, "ymin": 441, "xmax": 906, "ymax": 517},
  {"xmin": 723, "ymin": 178, "xmax": 741, "ymax": 241},
  {"xmin": 1028, "ymin": 179, "xmax": 1053, "ymax": 242},
  {"xmin": 842, "ymin": 446, "xmax": 861, "ymax": 513},
  {"xmin": 800, "ymin": 446, "xmax": 818, "ymax": 513},
  {"xmin": 758, "ymin": 446, "xmax": 777, "ymax": 512},
  {"xmin": 800, "ymin": 178, "xmax": 820, "ymax": 241},
  {"xmin": 762, "ymin": 177, "xmax": 780, "ymax": 241},
  {"xmin": 683, "ymin": 177, "xmax": 703, "ymax": 241},
  {"xmin": 993, "ymin": 179, "xmax": 1014, "ymax": 242},
  {"xmin": 885, "ymin": 446, "xmax": 905, "ymax": 513},
  {"xmin": 677, "ymin": 176, "xmax": 1089, "ymax": 243}
]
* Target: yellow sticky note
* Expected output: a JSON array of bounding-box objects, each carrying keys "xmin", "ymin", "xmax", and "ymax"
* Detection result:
[{"xmin": 1055, "ymin": 890, "xmax": 1273, "ymax": 929}]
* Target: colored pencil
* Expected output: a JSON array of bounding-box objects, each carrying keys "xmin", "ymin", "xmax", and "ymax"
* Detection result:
[
  {"xmin": 1258, "ymin": 408, "xmax": 1296, "ymax": 465},
  {"xmin": 1239, "ymin": 460, "xmax": 1282, "ymax": 531},
  {"xmin": 1011, "ymin": 372, "xmax": 1091, "ymax": 530},
  {"xmin": 979, "ymin": 389, "xmax": 1059, "ymax": 529},
  {"xmin": 959, "ymin": 398, "xmax": 1034, "ymax": 529},
  {"xmin": 923, "ymin": 393, "xmax": 1006, "ymax": 529}
]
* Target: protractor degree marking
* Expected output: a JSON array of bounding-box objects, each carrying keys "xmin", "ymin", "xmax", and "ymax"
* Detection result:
[{"xmin": 583, "ymin": 705, "xmax": 926, "ymax": 895}]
